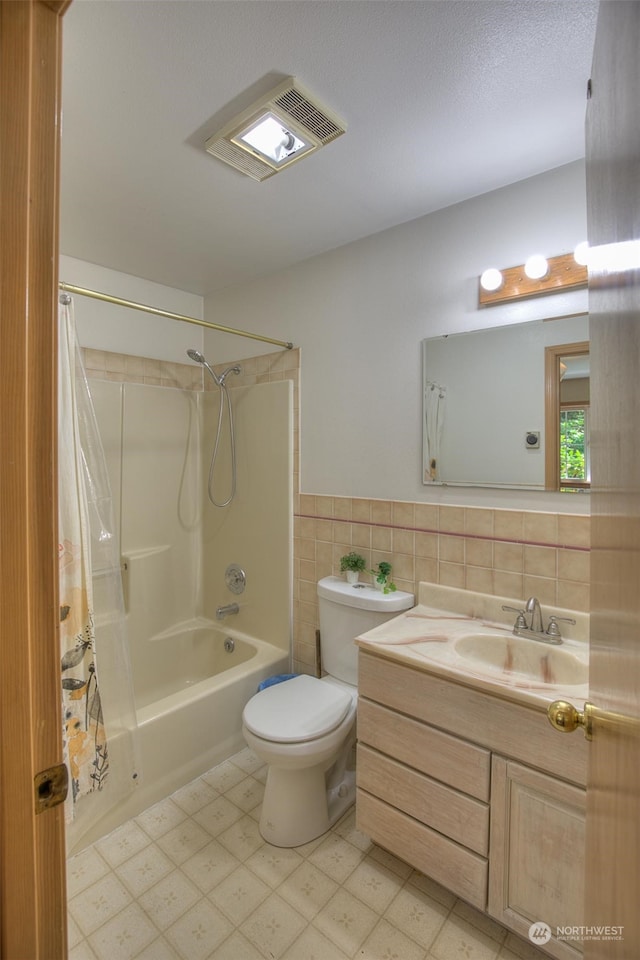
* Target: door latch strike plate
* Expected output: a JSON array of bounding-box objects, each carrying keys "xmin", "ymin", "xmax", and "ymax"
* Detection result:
[{"xmin": 34, "ymin": 763, "xmax": 68, "ymax": 814}]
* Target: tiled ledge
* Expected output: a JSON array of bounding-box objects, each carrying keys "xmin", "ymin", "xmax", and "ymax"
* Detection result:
[{"xmin": 81, "ymin": 346, "xmax": 300, "ymax": 393}]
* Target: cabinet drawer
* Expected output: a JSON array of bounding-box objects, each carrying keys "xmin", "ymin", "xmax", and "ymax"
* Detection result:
[
  {"xmin": 358, "ymin": 650, "xmax": 588, "ymax": 786},
  {"xmin": 357, "ymin": 744, "xmax": 489, "ymax": 855},
  {"xmin": 358, "ymin": 698, "xmax": 490, "ymax": 801},
  {"xmin": 356, "ymin": 788, "xmax": 488, "ymax": 910}
]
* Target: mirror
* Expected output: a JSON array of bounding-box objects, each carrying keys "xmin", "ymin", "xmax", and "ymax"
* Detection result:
[{"xmin": 422, "ymin": 314, "xmax": 589, "ymax": 490}]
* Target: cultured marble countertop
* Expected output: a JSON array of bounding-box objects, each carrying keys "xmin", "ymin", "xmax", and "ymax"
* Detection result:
[{"xmin": 355, "ymin": 583, "xmax": 589, "ymax": 711}]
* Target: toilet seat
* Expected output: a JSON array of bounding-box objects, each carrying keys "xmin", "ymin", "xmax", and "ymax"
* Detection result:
[{"xmin": 243, "ymin": 674, "xmax": 351, "ymax": 744}]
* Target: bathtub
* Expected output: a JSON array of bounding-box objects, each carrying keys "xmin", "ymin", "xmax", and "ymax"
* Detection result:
[{"xmin": 79, "ymin": 619, "xmax": 289, "ymax": 849}]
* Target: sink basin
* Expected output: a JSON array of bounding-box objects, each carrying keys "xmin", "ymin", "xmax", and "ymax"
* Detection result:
[{"xmin": 454, "ymin": 633, "xmax": 588, "ymax": 686}]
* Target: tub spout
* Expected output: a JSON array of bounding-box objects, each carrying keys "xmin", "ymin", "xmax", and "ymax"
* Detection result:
[{"xmin": 216, "ymin": 602, "xmax": 239, "ymax": 620}]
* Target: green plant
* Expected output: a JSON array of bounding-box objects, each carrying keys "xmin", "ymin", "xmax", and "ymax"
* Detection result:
[
  {"xmin": 340, "ymin": 552, "xmax": 366, "ymax": 573},
  {"xmin": 370, "ymin": 560, "xmax": 397, "ymax": 594}
]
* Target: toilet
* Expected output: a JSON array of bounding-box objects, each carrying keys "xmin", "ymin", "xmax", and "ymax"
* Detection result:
[{"xmin": 242, "ymin": 575, "xmax": 414, "ymax": 847}]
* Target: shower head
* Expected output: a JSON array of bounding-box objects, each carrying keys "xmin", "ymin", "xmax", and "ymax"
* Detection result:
[
  {"xmin": 186, "ymin": 348, "xmax": 221, "ymax": 386},
  {"xmin": 218, "ymin": 365, "xmax": 241, "ymax": 386}
]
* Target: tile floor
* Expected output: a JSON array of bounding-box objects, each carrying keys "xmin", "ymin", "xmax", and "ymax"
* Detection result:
[{"xmin": 67, "ymin": 748, "xmax": 547, "ymax": 960}]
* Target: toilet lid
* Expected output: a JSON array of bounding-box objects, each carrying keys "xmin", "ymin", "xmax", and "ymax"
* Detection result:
[{"xmin": 243, "ymin": 675, "xmax": 352, "ymax": 743}]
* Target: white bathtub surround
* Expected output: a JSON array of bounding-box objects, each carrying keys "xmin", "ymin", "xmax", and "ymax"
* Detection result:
[
  {"xmin": 82, "ymin": 368, "xmax": 293, "ymax": 850},
  {"xmin": 67, "ymin": 748, "xmax": 546, "ymax": 960},
  {"xmin": 201, "ymin": 379, "xmax": 293, "ymax": 648}
]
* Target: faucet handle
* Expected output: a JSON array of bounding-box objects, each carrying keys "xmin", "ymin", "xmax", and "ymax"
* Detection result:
[
  {"xmin": 546, "ymin": 615, "xmax": 577, "ymax": 639},
  {"xmin": 502, "ymin": 605, "xmax": 528, "ymax": 632}
]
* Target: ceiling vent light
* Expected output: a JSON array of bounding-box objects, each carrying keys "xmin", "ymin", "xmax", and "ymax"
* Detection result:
[{"xmin": 205, "ymin": 78, "xmax": 347, "ymax": 182}]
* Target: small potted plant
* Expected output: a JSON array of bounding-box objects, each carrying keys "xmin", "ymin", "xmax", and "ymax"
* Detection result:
[
  {"xmin": 340, "ymin": 552, "xmax": 366, "ymax": 584},
  {"xmin": 370, "ymin": 560, "xmax": 397, "ymax": 594}
]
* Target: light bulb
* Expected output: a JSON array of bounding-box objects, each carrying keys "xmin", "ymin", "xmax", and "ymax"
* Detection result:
[
  {"xmin": 480, "ymin": 268, "xmax": 504, "ymax": 292},
  {"xmin": 574, "ymin": 241, "xmax": 589, "ymax": 266},
  {"xmin": 524, "ymin": 255, "xmax": 549, "ymax": 280}
]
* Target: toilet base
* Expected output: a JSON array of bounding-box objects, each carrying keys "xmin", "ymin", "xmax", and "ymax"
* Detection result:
[{"xmin": 258, "ymin": 764, "xmax": 355, "ymax": 848}]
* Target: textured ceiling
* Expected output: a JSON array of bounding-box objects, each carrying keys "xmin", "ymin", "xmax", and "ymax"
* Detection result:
[{"xmin": 60, "ymin": 1, "xmax": 599, "ymax": 297}]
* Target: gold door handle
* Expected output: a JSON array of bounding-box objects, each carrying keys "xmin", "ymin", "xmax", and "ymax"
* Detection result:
[{"xmin": 547, "ymin": 700, "xmax": 594, "ymax": 740}]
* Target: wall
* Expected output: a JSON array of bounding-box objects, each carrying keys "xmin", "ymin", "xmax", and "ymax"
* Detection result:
[
  {"xmin": 293, "ymin": 494, "xmax": 590, "ymax": 674},
  {"xmin": 63, "ymin": 162, "xmax": 594, "ymax": 682},
  {"xmin": 199, "ymin": 162, "xmax": 593, "ymax": 673},
  {"xmin": 60, "ymin": 254, "xmax": 205, "ymax": 362},
  {"xmin": 203, "ymin": 160, "xmax": 589, "ymax": 513}
]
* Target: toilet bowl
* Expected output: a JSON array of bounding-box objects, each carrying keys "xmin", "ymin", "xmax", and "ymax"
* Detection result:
[
  {"xmin": 242, "ymin": 576, "xmax": 414, "ymax": 847},
  {"xmin": 243, "ymin": 674, "xmax": 357, "ymax": 847}
]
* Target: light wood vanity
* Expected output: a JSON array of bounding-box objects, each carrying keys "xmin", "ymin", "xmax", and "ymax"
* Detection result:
[{"xmin": 355, "ymin": 587, "xmax": 589, "ymax": 960}]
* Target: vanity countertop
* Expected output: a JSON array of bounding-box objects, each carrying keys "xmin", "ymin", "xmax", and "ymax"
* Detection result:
[{"xmin": 355, "ymin": 583, "xmax": 589, "ymax": 711}]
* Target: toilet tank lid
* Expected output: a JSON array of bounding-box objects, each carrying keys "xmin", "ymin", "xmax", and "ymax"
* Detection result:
[{"xmin": 317, "ymin": 576, "xmax": 414, "ymax": 612}]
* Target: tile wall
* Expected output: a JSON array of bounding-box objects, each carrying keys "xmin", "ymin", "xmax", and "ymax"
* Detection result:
[{"xmin": 293, "ymin": 501, "xmax": 590, "ymax": 675}]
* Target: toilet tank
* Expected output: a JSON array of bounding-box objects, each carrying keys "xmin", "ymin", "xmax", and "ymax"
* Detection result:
[{"xmin": 317, "ymin": 576, "xmax": 414, "ymax": 685}]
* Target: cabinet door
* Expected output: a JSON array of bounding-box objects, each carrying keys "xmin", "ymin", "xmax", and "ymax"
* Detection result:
[{"xmin": 489, "ymin": 757, "xmax": 585, "ymax": 960}]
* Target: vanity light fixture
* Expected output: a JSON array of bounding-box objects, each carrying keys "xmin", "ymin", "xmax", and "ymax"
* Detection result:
[
  {"xmin": 524, "ymin": 254, "xmax": 549, "ymax": 280},
  {"xmin": 478, "ymin": 252, "xmax": 588, "ymax": 307},
  {"xmin": 479, "ymin": 268, "xmax": 504, "ymax": 292},
  {"xmin": 205, "ymin": 77, "xmax": 347, "ymax": 182},
  {"xmin": 573, "ymin": 241, "xmax": 590, "ymax": 266}
]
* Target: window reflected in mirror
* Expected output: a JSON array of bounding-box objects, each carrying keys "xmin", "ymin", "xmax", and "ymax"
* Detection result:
[{"xmin": 544, "ymin": 342, "xmax": 590, "ymax": 492}]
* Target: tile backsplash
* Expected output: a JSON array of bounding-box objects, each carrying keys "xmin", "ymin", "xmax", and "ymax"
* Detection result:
[{"xmin": 293, "ymin": 496, "xmax": 589, "ymax": 675}]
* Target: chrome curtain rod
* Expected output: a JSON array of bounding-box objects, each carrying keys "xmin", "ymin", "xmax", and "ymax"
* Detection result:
[{"xmin": 58, "ymin": 282, "xmax": 294, "ymax": 350}]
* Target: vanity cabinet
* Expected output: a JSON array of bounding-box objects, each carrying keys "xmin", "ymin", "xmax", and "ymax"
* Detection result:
[
  {"xmin": 489, "ymin": 757, "xmax": 585, "ymax": 959},
  {"xmin": 356, "ymin": 649, "xmax": 587, "ymax": 958}
]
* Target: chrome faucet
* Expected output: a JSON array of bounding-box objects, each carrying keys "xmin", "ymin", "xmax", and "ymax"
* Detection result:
[
  {"xmin": 502, "ymin": 597, "xmax": 576, "ymax": 645},
  {"xmin": 526, "ymin": 596, "xmax": 544, "ymax": 634},
  {"xmin": 216, "ymin": 602, "xmax": 239, "ymax": 620}
]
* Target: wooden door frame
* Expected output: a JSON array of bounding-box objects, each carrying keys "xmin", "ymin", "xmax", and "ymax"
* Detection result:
[{"xmin": 0, "ymin": 1, "xmax": 70, "ymax": 956}]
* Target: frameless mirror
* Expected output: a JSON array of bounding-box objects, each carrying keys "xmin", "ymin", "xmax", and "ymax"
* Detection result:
[{"xmin": 422, "ymin": 314, "xmax": 589, "ymax": 491}]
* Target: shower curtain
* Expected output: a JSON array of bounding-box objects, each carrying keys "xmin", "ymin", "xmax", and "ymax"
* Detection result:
[
  {"xmin": 424, "ymin": 381, "xmax": 446, "ymax": 482},
  {"xmin": 58, "ymin": 298, "xmax": 139, "ymax": 852}
]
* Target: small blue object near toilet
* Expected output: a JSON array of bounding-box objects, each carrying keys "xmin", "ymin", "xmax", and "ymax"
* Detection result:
[{"xmin": 257, "ymin": 673, "xmax": 298, "ymax": 692}]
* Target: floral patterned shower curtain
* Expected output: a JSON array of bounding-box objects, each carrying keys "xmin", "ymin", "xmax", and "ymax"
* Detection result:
[{"xmin": 58, "ymin": 298, "xmax": 139, "ymax": 852}]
